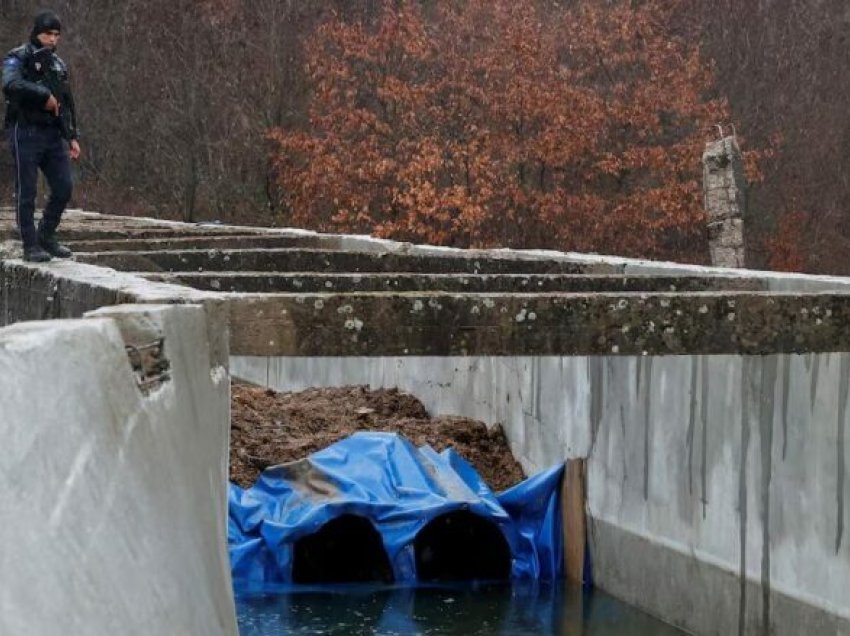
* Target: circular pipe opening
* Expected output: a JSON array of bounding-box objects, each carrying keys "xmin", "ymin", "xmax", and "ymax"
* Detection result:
[
  {"xmin": 292, "ymin": 514, "xmax": 394, "ymax": 584},
  {"xmin": 414, "ymin": 510, "xmax": 511, "ymax": 582}
]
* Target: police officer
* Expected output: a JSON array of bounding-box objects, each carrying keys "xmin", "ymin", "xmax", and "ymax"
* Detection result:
[{"xmin": 2, "ymin": 10, "xmax": 80, "ymax": 262}]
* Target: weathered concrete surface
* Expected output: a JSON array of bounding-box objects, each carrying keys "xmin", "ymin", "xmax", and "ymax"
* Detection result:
[
  {"xmin": 225, "ymin": 291, "xmax": 850, "ymax": 357},
  {"xmin": 143, "ymin": 271, "xmax": 765, "ymax": 294},
  {"xmin": 587, "ymin": 354, "xmax": 850, "ymax": 636},
  {"xmin": 0, "ymin": 259, "xmax": 228, "ymax": 366},
  {"xmin": 65, "ymin": 234, "xmax": 314, "ymax": 252},
  {"xmin": 0, "ymin": 304, "xmax": 236, "ymax": 635},
  {"xmin": 74, "ymin": 247, "xmax": 618, "ymax": 275},
  {"xmin": 704, "ymin": 135, "xmax": 747, "ymax": 268}
]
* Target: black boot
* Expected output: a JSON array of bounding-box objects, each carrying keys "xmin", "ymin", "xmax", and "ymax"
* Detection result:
[
  {"xmin": 38, "ymin": 232, "xmax": 73, "ymax": 258},
  {"xmin": 23, "ymin": 244, "xmax": 52, "ymax": 262}
]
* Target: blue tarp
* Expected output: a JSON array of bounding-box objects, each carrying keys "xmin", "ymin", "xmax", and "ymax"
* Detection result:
[{"xmin": 228, "ymin": 432, "xmax": 564, "ymax": 586}]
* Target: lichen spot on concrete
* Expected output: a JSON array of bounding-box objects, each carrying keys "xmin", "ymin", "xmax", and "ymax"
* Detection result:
[
  {"xmin": 727, "ymin": 312, "xmax": 736, "ymax": 321},
  {"xmin": 412, "ymin": 300, "xmax": 424, "ymax": 313},
  {"xmin": 337, "ymin": 305, "xmax": 354, "ymax": 315},
  {"xmin": 210, "ymin": 365, "xmax": 227, "ymax": 385},
  {"xmin": 699, "ymin": 305, "xmax": 709, "ymax": 314},
  {"xmin": 528, "ymin": 312, "xmax": 537, "ymax": 321},
  {"xmin": 471, "ymin": 306, "xmax": 481, "ymax": 315},
  {"xmin": 515, "ymin": 309, "xmax": 528, "ymax": 323},
  {"xmin": 428, "ymin": 299, "xmax": 443, "ymax": 310},
  {"xmin": 617, "ymin": 299, "xmax": 629, "ymax": 310},
  {"xmin": 314, "ymin": 300, "xmax": 324, "ymax": 310},
  {"xmin": 345, "ymin": 318, "xmax": 364, "ymax": 332},
  {"xmin": 483, "ymin": 299, "xmax": 495, "ymax": 309},
  {"xmin": 325, "ymin": 281, "xmax": 334, "ymax": 289},
  {"xmin": 210, "ymin": 279, "xmax": 221, "ymax": 290}
]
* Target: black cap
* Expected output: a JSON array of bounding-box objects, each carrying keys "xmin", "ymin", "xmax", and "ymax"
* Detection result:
[{"xmin": 31, "ymin": 10, "xmax": 62, "ymax": 39}]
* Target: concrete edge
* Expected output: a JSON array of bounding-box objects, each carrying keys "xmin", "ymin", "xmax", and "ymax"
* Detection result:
[
  {"xmin": 589, "ymin": 517, "xmax": 850, "ymax": 636},
  {"xmin": 55, "ymin": 209, "xmax": 850, "ymax": 291}
]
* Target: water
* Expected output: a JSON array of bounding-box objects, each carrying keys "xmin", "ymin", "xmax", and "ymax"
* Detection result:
[{"xmin": 235, "ymin": 581, "xmax": 686, "ymax": 635}]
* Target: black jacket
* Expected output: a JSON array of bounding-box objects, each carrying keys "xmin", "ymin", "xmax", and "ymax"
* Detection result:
[{"xmin": 2, "ymin": 42, "xmax": 78, "ymax": 140}]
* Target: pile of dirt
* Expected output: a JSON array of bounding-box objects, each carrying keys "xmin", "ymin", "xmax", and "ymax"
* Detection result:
[{"xmin": 230, "ymin": 383, "xmax": 526, "ymax": 492}]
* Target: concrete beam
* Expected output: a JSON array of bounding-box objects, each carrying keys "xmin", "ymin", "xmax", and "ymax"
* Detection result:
[
  {"xmin": 67, "ymin": 234, "xmax": 323, "ymax": 253},
  {"xmin": 224, "ymin": 291, "xmax": 850, "ymax": 357},
  {"xmin": 142, "ymin": 272, "xmax": 766, "ymax": 295},
  {"xmin": 75, "ymin": 248, "xmax": 621, "ymax": 275}
]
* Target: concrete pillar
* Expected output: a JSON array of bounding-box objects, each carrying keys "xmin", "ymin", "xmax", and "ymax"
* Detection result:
[{"xmin": 703, "ymin": 135, "xmax": 747, "ymax": 268}]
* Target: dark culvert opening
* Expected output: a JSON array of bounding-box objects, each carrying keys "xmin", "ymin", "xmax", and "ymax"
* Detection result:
[
  {"xmin": 414, "ymin": 510, "xmax": 511, "ymax": 582},
  {"xmin": 292, "ymin": 514, "xmax": 394, "ymax": 584}
]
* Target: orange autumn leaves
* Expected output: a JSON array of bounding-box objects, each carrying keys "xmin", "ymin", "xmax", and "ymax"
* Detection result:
[{"xmin": 269, "ymin": 0, "xmax": 732, "ymax": 261}]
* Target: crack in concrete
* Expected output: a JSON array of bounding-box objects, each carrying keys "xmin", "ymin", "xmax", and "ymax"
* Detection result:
[
  {"xmin": 781, "ymin": 356, "xmax": 791, "ymax": 461},
  {"xmin": 837, "ymin": 355, "xmax": 849, "ymax": 554},
  {"xmin": 739, "ymin": 357, "xmax": 752, "ymax": 636},
  {"xmin": 642, "ymin": 356, "xmax": 653, "ymax": 502},
  {"xmin": 759, "ymin": 356, "xmax": 777, "ymax": 636},
  {"xmin": 687, "ymin": 357, "xmax": 698, "ymax": 498},
  {"xmin": 701, "ymin": 355, "xmax": 710, "ymax": 519}
]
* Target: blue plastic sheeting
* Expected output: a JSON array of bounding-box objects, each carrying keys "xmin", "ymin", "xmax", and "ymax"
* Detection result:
[{"xmin": 228, "ymin": 432, "xmax": 565, "ymax": 586}]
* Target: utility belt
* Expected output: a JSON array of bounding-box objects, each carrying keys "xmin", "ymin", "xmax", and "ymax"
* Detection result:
[{"xmin": 5, "ymin": 105, "xmax": 69, "ymax": 138}]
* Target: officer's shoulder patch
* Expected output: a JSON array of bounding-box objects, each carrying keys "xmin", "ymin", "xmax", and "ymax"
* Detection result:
[{"xmin": 3, "ymin": 57, "xmax": 21, "ymax": 68}]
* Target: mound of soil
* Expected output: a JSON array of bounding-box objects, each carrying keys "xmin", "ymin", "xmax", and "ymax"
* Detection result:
[{"xmin": 230, "ymin": 383, "xmax": 525, "ymax": 492}]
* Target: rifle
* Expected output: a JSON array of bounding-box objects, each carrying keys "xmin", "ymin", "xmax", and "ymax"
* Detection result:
[{"xmin": 28, "ymin": 46, "xmax": 72, "ymax": 139}]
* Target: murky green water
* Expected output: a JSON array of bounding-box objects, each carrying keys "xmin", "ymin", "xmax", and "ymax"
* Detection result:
[{"xmin": 235, "ymin": 581, "xmax": 685, "ymax": 635}]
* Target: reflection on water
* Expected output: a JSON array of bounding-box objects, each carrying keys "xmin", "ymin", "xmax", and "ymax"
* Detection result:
[{"xmin": 235, "ymin": 581, "xmax": 685, "ymax": 635}]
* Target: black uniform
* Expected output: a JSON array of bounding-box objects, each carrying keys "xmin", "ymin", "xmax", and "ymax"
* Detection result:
[{"xmin": 2, "ymin": 11, "xmax": 77, "ymax": 255}]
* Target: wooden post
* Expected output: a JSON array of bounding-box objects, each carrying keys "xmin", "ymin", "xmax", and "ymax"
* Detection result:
[{"xmin": 561, "ymin": 458, "xmax": 588, "ymax": 585}]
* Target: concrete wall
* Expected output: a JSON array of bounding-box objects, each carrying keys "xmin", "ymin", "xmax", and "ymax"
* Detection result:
[
  {"xmin": 232, "ymin": 352, "xmax": 850, "ymax": 635},
  {"xmin": 587, "ymin": 354, "xmax": 849, "ymax": 635},
  {"xmin": 0, "ymin": 304, "xmax": 236, "ymax": 635}
]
